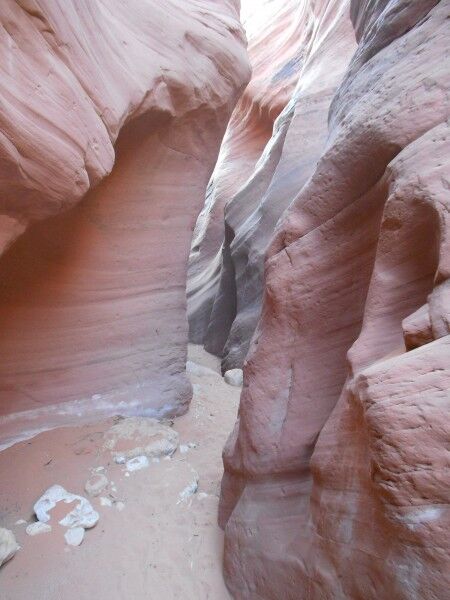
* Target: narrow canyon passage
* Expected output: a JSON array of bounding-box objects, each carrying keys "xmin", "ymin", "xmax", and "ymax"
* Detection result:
[
  {"xmin": 0, "ymin": 346, "xmax": 240, "ymax": 600},
  {"xmin": 1, "ymin": 1, "xmax": 449, "ymax": 598}
]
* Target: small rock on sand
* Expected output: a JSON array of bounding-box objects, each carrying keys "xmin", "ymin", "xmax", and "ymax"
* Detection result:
[
  {"xmin": 104, "ymin": 417, "xmax": 178, "ymax": 462},
  {"xmin": 64, "ymin": 527, "xmax": 85, "ymax": 546},
  {"xmin": 85, "ymin": 473, "xmax": 108, "ymax": 497},
  {"xmin": 26, "ymin": 522, "xmax": 52, "ymax": 536},
  {"xmin": 126, "ymin": 455, "xmax": 149, "ymax": 472},
  {"xmin": 224, "ymin": 369, "xmax": 243, "ymax": 387},
  {"xmin": 0, "ymin": 528, "xmax": 19, "ymax": 567}
]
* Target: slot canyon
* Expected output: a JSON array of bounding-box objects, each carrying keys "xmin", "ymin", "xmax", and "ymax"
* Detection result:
[{"xmin": 0, "ymin": 1, "xmax": 449, "ymax": 599}]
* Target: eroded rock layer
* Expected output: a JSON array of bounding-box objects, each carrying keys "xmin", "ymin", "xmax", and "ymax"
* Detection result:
[
  {"xmin": 220, "ymin": 1, "xmax": 450, "ymax": 598},
  {"xmin": 0, "ymin": 0, "xmax": 250, "ymax": 447},
  {"xmin": 187, "ymin": 0, "xmax": 306, "ymax": 352},
  {"xmin": 214, "ymin": 0, "xmax": 356, "ymax": 371}
]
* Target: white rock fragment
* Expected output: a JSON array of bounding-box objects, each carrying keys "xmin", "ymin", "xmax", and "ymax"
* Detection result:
[
  {"xmin": 93, "ymin": 466, "xmax": 105, "ymax": 473},
  {"xmin": 177, "ymin": 475, "xmax": 199, "ymax": 504},
  {"xmin": 34, "ymin": 484, "xmax": 99, "ymax": 529},
  {"xmin": 15, "ymin": 519, "xmax": 27, "ymax": 526},
  {"xmin": 126, "ymin": 455, "xmax": 149, "ymax": 472},
  {"xmin": 64, "ymin": 527, "xmax": 85, "ymax": 547},
  {"xmin": 0, "ymin": 528, "xmax": 19, "ymax": 567},
  {"xmin": 114, "ymin": 455, "xmax": 126, "ymax": 465},
  {"xmin": 179, "ymin": 444, "xmax": 189, "ymax": 454},
  {"xmin": 115, "ymin": 502, "xmax": 125, "ymax": 512},
  {"xmin": 124, "ymin": 472, "xmax": 130, "ymax": 477},
  {"xmin": 100, "ymin": 496, "xmax": 113, "ymax": 507},
  {"xmin": 26, "ymin": 522, "xmax": 52, "ymax": 536},
  {"xmin": 224, "ymin": 368, "xmax": 243, "ymax": 387}
]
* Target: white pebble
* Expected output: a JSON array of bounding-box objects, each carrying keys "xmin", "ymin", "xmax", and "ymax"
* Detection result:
[
  {"xmin": 26, "ymin": 522, "xmax": 52, "ymax": 536},
  {"xmin": 126, "ymin": 455, "xmax": 149, "ymax": 472},
  {"xmin": 64, "ymin": 527, "xmax": 85, "ymax": 547}
]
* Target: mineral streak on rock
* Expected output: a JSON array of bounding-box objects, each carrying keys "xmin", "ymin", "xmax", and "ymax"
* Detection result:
[
  {"xmin": 0, "ymin": 0, "xmax": 250, "ymax": 447},
  {"xmin": 220, "ymin": 1, "xmax": 450, "ymax": 598}
]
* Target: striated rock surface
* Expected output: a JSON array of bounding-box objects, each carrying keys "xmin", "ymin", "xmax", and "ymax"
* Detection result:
[
  {"xmin": 189, "ymin": 0, "xmax": 357, "ymax": 371},
  {"xmin": 0, "ymin": 0, "xmax": 250, "ymax": 447},
  {"xmin": 187, "ymin": 0, "xmax": 306, "ymax": 350},
  {"xmin": 220, "ymin": 1, "xmax": 450, "ymax": 598}
]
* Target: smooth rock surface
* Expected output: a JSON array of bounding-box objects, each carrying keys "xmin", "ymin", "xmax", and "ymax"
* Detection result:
[
  {"xmin": 188, "ymin": 0, "xmax": 307, "ymax": 352},
  {"xmin": 224, "ymin": 369, "xmax": 243, "ymax": 388},
  {"xmin": 220, "ymin": 1, "xmax": 450, "ymax": 598},
  {"xmin": 0, "ymin": 0, "xmax": 250, "ymax": 448},
  {"xmin": 64, "ymin": 527, "xmax": 85, "ymax": 547},
  {"xmin": 189, "ymin": 0, "xmax": 356, "ymax": 371}
]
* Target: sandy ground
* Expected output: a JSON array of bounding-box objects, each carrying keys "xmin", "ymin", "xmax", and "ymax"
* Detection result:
[{"xmin": 0, "ymin": 345, "xmax": 241, "ymax": 600}]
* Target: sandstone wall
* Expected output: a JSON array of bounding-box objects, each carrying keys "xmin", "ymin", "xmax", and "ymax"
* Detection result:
[
  {"xmin": 0, "ymin": 0, "xmax": 250, "ymax": 447},
  {"xmin": 220, "ymin": 1, "xmax": 450, "ymax": 598},
  {"xmin": 187, "ymin": 0, "xmax": 306, "ymax": 352}
]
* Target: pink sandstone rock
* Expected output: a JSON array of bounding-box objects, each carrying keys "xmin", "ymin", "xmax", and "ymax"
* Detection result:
[
  {"xmin": 187, "ymin": 0, "xmax": 306, "ymax": 350},
  {"xmin": 220, "ymin": 1, "xmax": 450, "ymax": 598},
  {"xmin": 0, "ymin": 0, "xmax": 250, "ymax": 447}
]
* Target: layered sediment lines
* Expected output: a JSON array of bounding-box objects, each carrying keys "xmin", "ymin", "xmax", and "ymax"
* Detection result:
[
  {"xmin": 187, "ymin": 0, "xmax": 308, "ymax": 353},
  {"xmin": 220, "ymin": 1, "xmax": 450, "ymax": 598},
  {"xmin": 0, "ymin": 0, "xmax": 250, "ymax": 447},
  {"xmin": 189, "ymin": 0, "xmax": 357, "ymax": 371}
]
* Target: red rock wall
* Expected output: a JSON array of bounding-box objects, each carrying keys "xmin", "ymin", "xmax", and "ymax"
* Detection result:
[
  {"xmin": 220, "ymin": 1, "xmax": 450, "ymax": 598},
  {"xmin": 0, "ymin": 0, "xmax": 250, "ymax": 447}
]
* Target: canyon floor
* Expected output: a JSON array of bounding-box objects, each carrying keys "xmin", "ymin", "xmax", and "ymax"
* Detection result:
[{"xmin": 0, "ymin": 345, "xmax": 240, "ymax": 600}]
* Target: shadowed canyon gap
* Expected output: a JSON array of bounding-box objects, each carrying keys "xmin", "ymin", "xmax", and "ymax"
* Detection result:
[{"xmin": 0, "ymin": 1, "xmax": 449, "ymax": 599}]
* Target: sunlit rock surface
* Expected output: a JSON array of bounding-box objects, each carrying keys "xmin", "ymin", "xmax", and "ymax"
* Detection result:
[
  {"xmin": 0, "ymin": 0, "xmax": 250, "ymax": 447},
  {"xmin": 220, "ymin": 1, "xmax": 450, "ymax": 598}
]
